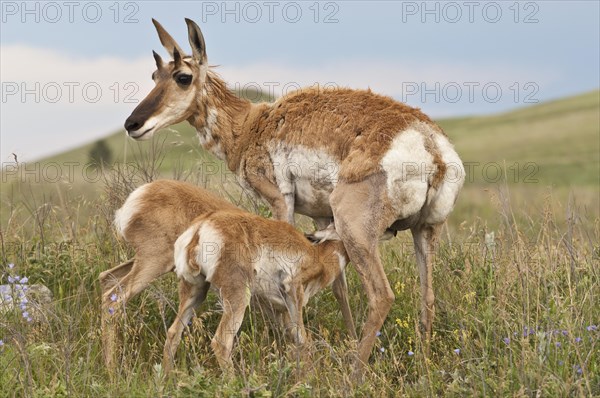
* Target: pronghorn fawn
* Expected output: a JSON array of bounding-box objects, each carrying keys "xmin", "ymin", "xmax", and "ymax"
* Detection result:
[
  {"xmin": 100, "ymin": 180, "xmax": 355, "ymax": 370},
  {"xmin": 164, "ymin": 215, "xmax": 349, "ymax": 373},
  {"xmin": 125, "ymin": 19, "xmax": 465, "ymax": 371}
]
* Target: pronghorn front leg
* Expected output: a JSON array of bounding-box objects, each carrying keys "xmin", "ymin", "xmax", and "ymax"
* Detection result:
[
  {"xmin": 163, "ymin": 277, "xmax": 210, "ymax": 374},
  {"xmin": 244, "ymin": 164, "xmax": 295, "ymax": 225},
  {"xmin": 331, "ymin": 273, "xmax": 358, "ymax": 340},
  {"xmin": 311, "ymin": 218, "xmax": 356, "ymax": 340}
]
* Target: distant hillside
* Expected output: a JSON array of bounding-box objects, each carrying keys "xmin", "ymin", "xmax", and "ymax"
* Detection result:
[
  {"xmin": 439, "ymin": 90, "xmax": 599, "ymax": 186},
  {"xmin": 26, "ymin": 89, "xmax": 600, "ymax": 188}
]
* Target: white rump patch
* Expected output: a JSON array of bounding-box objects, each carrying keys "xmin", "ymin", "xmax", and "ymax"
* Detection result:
[
  {"xmin": 194, "ymin": 222, "xmax": 223, "ymax": 283},
  {"xmin": 424, "ymin": 134, "xmax": 465, "ymax": 224},
  {"xmin": 174, "ymin": 224, "xmax": 200, "ymax": 283},
  {"xmin": 174, "ymin": 221, "xmax": 224, "ymax": 284},
  {"xmin": 113, "ymin": 183, "xmax": 150, "ymax": 238},
  {"xmin": 380, "ymin": 129, "xmax": 432, "ymax": 217}
]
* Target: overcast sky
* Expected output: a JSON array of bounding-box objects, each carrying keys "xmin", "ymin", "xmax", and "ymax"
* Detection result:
[{"xmin": 1, "ymin": 1, "xmax": 599, "ymax": 161}]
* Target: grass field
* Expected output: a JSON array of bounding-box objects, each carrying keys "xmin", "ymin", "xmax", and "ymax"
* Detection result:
[{"xmin": 0, "ymin": 90, "xmax": 598, "ymax": 396}]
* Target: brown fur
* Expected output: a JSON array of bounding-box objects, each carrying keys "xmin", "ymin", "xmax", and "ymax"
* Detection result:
[
  {"xmin": 186, "ymin": 81, "xmax": 445, "ymax": 183},
  {"xmin": 99, "ymin": 180, "xmax": 241, "ymax": 370},
  {"xmin": 163, "ymin": 210, "xmax": 353, "ymax": 372},
  {"xmin": 100, "ymin": 179, "xmax": 355, "ymax": 372}
]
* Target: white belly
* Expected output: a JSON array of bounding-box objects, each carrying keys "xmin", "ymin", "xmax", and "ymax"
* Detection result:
[
  {"xmin": 251, "ymin": 247, "xmax": 302, "ymax": 309},
  {"xmin": 268, "ymin": 143, "xmax": 339, "ymax": 218}
]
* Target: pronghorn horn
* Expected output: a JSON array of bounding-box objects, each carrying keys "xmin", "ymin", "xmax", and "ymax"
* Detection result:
[
  {"xmin": 173, "ymin": 48, "xmax": 182, "ymax": 67},
  {"xmin": 152, "ymin": 18, "xmax": 186, "ymax": 58},
  {"xmin": 185, "ymin": 18, "xmax": 207, "ymax": 64},
  {"xmin": 152, "ymin": 50, "xmax": 164, "ymax": 70}
]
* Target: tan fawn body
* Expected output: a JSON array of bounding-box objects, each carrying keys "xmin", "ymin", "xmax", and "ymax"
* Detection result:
[
  {"xmin": 125, "ymin": 19, "xmax": 465, "ymax": 371},
  {"xmin": 100, "ymin": 180, "xmax": 356, "ymax": 370},
  {"xmin": 164, "ymin": 213, "xmax": 349, "ymax": 372}
]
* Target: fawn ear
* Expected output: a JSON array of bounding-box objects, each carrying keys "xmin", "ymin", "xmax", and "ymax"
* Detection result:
[
  {"xmin": 306, "ymin": 226, "xmax": 342, "ymax": 245},
  {"xmin": 152, "ymin": 19, "xmax": 186, "ymax": 58},
  {"xmin": 185, "ymin": 18, "xmax": 207, "ymax": 64},
  {"xmin": 304, "ymin": 233, "xmax": 321, "ymax": 244}
]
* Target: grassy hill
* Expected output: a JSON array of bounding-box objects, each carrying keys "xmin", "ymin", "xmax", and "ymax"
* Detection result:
[{"xmin": 440, "ymin": 90, "xmax": 599, "ymax": 187}]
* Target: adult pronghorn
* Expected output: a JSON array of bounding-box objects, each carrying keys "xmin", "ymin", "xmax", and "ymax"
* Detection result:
[{"xmin": 124, "ymin": 18, "xmax": 465, "ymax": 371}]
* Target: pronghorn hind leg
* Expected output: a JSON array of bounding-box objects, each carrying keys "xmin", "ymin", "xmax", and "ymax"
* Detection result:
[
  {"xmin": 411, "ymin": 223, "xmax": 443, "ymax": 347},
  {"xmin": 99, "ymin": 259, "xmax": 134, "ymax": 370},
  {"xmin": 163, "ymin": 277, "xmax": 210, "ymax": 374},
  {"xmin": 99, "ymin": 259, "xmax": 135, "ymax": 294},
  {"xmin": 210, "ymin": 285, "xmax": 250, "ymax": 372},
  {"xmin": 330, "ymin": 178, "xmax": 395, "ymax": 375},
  {"xmin": 100, "ymin": 253, "xmax": 173, "ymax": 371}
]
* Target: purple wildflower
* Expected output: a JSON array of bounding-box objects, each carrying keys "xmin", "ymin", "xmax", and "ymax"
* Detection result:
[
  {"xmin": 586, "ymin": 325, "xmax": 598, "ymax": 332},
  {"xmin": 555, "ymin": 342, "xmax": 561, "ymax": 348},
  {"xmin": 379, "ymin": 347, "xmax": 385, "ymax": 353},
  {"xmin": 19, "ymin": 277, "xmax": 28, "ymax": 284},
  {"xmin": 375, "ymin": 331, "xmax": 381, "ymax": 337},
  {"xmin": 108, "ymin": 308, "xmax": 115, "ymax": 315},
  {"xmin": 558, "ymin": 360, "xmax": 564, "ymax": 366},
  {"xmin": 7, "ymin": 276, "xmax": 14, "ymax": 284},
  {"xmin": 562, "ymin": 330, "xmax": 568, "ymax": 336},
  {"xmin": 0, "ymin": 339, "xmax": 4, "ymax": 347},
  {"xmin": 22, "ymin": 311, "xmax": 29, "ymax": 319},
  {"xmin": 575, "ymin": 337, "xmax": 582, "ymax": 343},
  {"xmin": 110, "ymin": 293, "xmax": 118, "ymax": 302},
  {"xmin": 523, "ymin": 326, "xmax": 534, "ymax": 337},
  {"xmin": 453, "ymin": 348, "xmax": 460, "ymax": 355},
  {"xmin": 407, "ymin": 350, "xmax": 414, "ymax": 356},
  {"xmin": 503, "ymin": 337, "xmax": 510, "ymax": 345}
]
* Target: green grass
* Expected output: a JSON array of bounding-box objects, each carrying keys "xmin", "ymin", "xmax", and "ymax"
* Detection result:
[{"xmin": 0, "ymin": 89, "xmax": 599, "ymax": 396}]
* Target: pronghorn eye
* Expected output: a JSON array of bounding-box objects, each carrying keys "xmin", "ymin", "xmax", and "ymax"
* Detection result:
[{"xmin": 176, "ymin": 74, "xmax": 193, "ymax": 86}]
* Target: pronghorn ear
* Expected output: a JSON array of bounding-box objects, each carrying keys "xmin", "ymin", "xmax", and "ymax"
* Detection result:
[
  {"xmin": 152, "ymin": 50, "xmax": 164, "ymax": 70},
  {"xmin": 306, "ymin": 226, "xmax": 342, "ymax": 244},
  {"xmin": 184, "ymin": 18, "xmax": 207, "ymax": 64},
  {"xmin": 305, "ymin": 233, "xmax": 321, "ymax": 244},
  {"xmin": 152, "ymin": 18, "xmax": 186, "ymax": 58}
]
